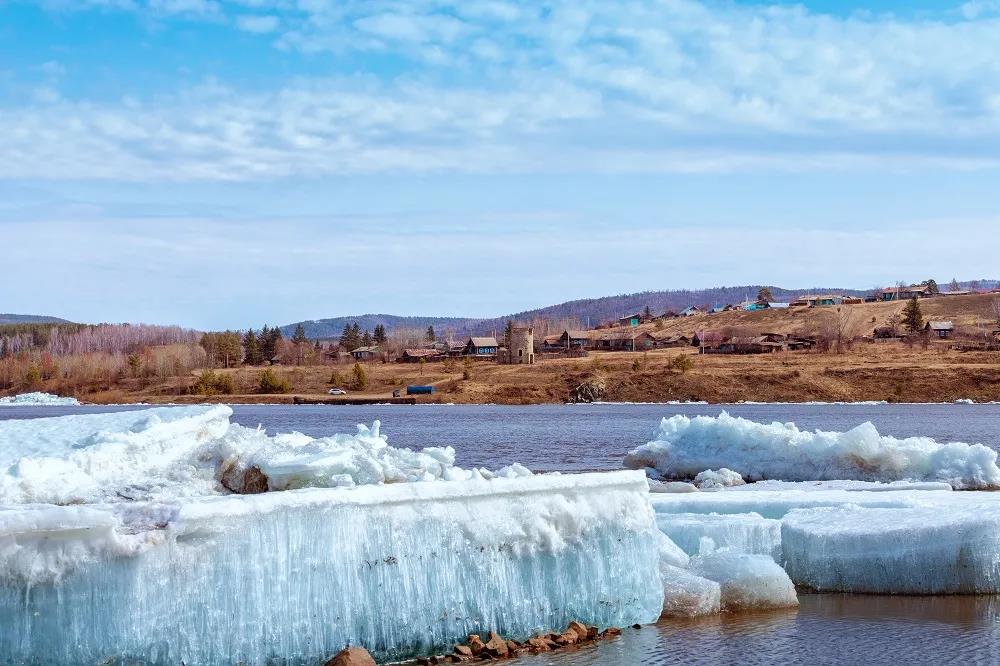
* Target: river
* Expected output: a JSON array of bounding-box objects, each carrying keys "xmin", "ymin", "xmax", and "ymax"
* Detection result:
[{"xmin": 4, "ymin": 401, "xmax": 999, "ymax": 664}]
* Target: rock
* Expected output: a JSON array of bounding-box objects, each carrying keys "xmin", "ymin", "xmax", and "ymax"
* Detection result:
[
  {"xmin": 554, "ymin": 631, "xmax": 578, "ymax": 646},
  {"xmin": 466, "ymin": 635, "xmax": 485, "ymax": 656},
  {"xmin": 568, "ymin": 377, "xmax": 606, "ymax": 403},
  {"xmin": 483, "ymin": 631, "xmax": 509, "ymax": 657},
  {"xmin": 632, "ymin": 624, "xmax": 642, "ymax": 630},
  {"xmin": 453, "ymin": 645, "xmax": 473, "ymax": 657},
  {"xmin": 568, "ymin": 621, "xmax": 591, "ymax": 641},
  {"xmin": 505, "ymin": 639, "xmax": 520, "ymax": 654},
  {"xmin": 324, "ymin": 647, "xmax": 376, "ymax": 666},
  {"xmin": 219, "ymin": 463, "xmax": 270, "ymax": 494},
  {"xmin": 600, "ymin": 627, "xmax": 622, "ymax": 638},
  {"xmin": 527, "ymin": 637, "xmax": 551, "ymax": 652}
]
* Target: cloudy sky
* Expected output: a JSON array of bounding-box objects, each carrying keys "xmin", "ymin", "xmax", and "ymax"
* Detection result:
[{"xmin": 2, "ymin": 0, "xmax": 999, "ymax": 329}]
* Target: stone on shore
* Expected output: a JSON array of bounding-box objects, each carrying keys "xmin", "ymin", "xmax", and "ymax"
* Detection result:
[{"xmin": 324, "ymin": 647, "xmax": 376, "ymax": 666}]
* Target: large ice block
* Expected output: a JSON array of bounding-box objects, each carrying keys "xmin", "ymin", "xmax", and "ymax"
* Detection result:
[
  {"xmin": 782, "ymin": 504, "xmax": 1000, "ymax": 594},
  {"xmin": 0, "ymin": 470, "xmax": 663, "ymax": 664}
]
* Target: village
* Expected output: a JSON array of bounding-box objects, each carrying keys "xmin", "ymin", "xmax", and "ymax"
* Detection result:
[
  {"xmin": 7, "ymin": 284, "xmax": 998, "ymax": 406},
  {"xmin": 338, "ymin": 283, "xmax": 1000, "ymax": 367}
]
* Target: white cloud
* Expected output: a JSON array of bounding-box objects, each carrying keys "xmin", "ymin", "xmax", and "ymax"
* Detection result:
[
  {"xmin": 235, "ymin": 14, "xmax": 279, "ymax": 33},
  {"xmin": 11, "ymin": 0, "xmax": 1000, "ymax": 180}
]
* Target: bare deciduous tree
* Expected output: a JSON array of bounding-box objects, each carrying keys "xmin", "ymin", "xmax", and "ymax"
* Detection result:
[{"xmin": 834, "ymin": 307, "xmax": 854, "ymax": 354}]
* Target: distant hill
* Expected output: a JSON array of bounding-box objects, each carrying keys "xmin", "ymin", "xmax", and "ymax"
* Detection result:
[
  {"xmin": 280, "ymin": 314, "xmax": 482, "ymax": 340},
  {"xmin": 282, "ymin": 280, "xmax": 998, "ymax": 340},
  {"xmin": 0, "ymin": 313, "xmax": 72, "ymax": 326}
]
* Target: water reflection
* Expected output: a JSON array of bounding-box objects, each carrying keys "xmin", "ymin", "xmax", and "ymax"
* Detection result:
[{"xmin": 518, "ymin": 595, "xmax": 1000, "ymax": 665}]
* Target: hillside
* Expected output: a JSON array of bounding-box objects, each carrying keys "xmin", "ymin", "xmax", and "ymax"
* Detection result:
[
  {"xmin": 281, "ymin": 280, "xmax": 996, "ymax": 339},
  {"xmin": 0, "ymin": 313, "xmax": 72, "ymax": 325}
]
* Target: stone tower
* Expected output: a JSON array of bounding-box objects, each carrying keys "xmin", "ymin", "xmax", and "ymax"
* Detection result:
[{"xmin": 509, "ymin": 327, "xmax": 534, "ymax": 365}]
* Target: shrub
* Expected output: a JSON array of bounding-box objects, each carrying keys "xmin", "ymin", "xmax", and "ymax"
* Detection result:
[
  {"xmin": 258, "ymin": 369, "xmax": 291, "ymax": 394},
  {"xmin": 23, "ymin": 364, "xmax": 42, "ymax": 388},
  {"xmin": 350, "ymin": 363, "xmax": 369, "ymax": 391},
  {"xmin": 329, "ymin": 370, "xmax": 345, "ymax": 386},
  {"xmin": 671, "ymin": 354, "xmax": 694, "ymax": 374},
  {"xmin": 216, "ymin": 372, "xmax": 235, "ymax": 394},
  {"xmin": 193, "ymin": 370, "xmax": 235, "ymax": 395}
]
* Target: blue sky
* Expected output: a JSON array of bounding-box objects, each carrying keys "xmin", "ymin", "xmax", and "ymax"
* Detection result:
[{"xmin": 2, "ymin": 0, "xmax": 999, "ymax": 329}]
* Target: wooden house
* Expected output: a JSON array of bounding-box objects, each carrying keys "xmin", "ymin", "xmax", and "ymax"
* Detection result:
[
  {"xmin": 350, "ymin": 345, "xmax": 380, "ymax": 361},
  {"xmin": 925, "ymin": 321, "xmax": 955, "ymax": 339},
  {"xmin": 399, "ymin": 348, "xmax": 443, "ymax": 363},
  {"xmin": 879, "ymin": 285, "xmax": 934, "ymax": 301},
  {"xmin": 463, "ymin": 336, "xmax": 499, "ymax": 358}
]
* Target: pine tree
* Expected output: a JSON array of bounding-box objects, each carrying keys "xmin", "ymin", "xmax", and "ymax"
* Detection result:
[
  {"xmin": 903, "ymin": 297, "xmax": 924, "ymax": 333},
  {"xmin": 922, "ymin": 279, "xmax": 939, "ymax": 295},
  {"xmin": 340, "ymin": 323, "xmax": 361, "ymax": 351},
  {"xmin": 292, "ymin": 324, "xmax": 308, "ymax": 345},
  {"xmin": 259, "ymin": 325, "xmax": 271, "ymax": 360},
  {"xmin": 757, "ymin": 287, "xmax": 775, "ymax": 303},
  {"xmin": 259, "ymin": 325, "xmax": 283, "ymax": 362},
  {"xmin": 503, "ymin": 320, "xmax": 513, "ymax": 349},
  {"xmin": 373, "ymin": 324, "xmax": 387, "ymax": 344},
  {"xmin": 949, "ymin": 278, "xmax": 961, "ymax": 293},
  {"xmin": 643, "ymin": 305, "xmax": 652, "ymax": 319},
  {"xmin": 425, "ymin": 325, "xmax": 436, "ymax": 343},
  {"xmin": 361, "ymin": 330, "xmax": 373, "ymax": 347},
  {"xmin": 243, "ymin": 329, "xmax": 262, "ymax": 365}
]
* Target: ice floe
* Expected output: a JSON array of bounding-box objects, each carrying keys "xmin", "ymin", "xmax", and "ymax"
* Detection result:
[
  {"xmin": 0, "ymin": 391, "xmax": 80, "ymax": 406},
  {"xmin": 659, "ymin": 563, "xmax": 721, "ymax": 617},
  {"xmin": 0, "ymin": 406, "xmax": 534, "ymax": 505},
  {"xmin": 1, "ymin": 471, "xmax": 663, "ymax": 663},
  {"xmin": 689, "ymin": 549, "xmax": 798, "ymax": 611},
  {"xmin": 626, "ymin": 412, "xmax": 1000, "ymax": 489},
  {"xmin": 650, "ymin": 481, "xmax": 1000, "ymax": 596},
  {"xmin": 656, "ymin": 512, "xmax": 782, "ymax": 560},
  {"xmin": 782, "ymin": 504, "xmax": 1000, "ymax": 594}
]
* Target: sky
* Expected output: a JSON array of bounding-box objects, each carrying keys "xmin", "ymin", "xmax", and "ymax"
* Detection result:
[{"xmin": 2, "ymin": 0, "xmax": 999, "ymax": 330}]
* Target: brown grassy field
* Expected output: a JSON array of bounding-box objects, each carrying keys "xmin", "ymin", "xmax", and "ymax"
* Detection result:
[{"xmin": 81, "ymin": 340, "xmax": 999, "ymax": 405}]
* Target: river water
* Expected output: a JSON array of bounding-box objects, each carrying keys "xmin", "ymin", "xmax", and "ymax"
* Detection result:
[{"xmin": 4, "ymin": 402, "xmax": 1000, "ymax": 664}]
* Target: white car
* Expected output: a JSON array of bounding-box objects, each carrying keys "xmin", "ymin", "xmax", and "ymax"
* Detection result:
[{"xmin": 327, "ymin": 388, "xmax": 347, "ymax": 395}]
